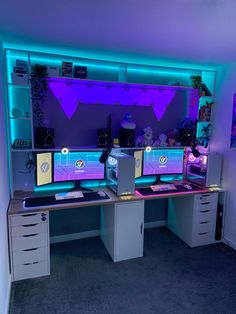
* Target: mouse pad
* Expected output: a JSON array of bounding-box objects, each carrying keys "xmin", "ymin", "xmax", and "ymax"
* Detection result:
[
  {"xmin": 24, "ymin": 191, "xmax": 109, "ymax": 208},
  {"xmin": 136, "ymin": 183, "xmax": 205, "ymax": 196}
]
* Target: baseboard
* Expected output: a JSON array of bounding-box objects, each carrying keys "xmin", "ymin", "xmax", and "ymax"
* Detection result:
[
  {"xmin": 223, "ymin": 236, "xmax": 236, "ymax": 250},
  {"xmin": 144, "ymin": 220, "xmax": 166, "ymax": 229},
  {"xmin": 3, "ymin": 274, "xmax": 11, "ymax": 314},
  {"xmin": 50, "ymin": 229, "xmax": 100, "ymax": 244}
]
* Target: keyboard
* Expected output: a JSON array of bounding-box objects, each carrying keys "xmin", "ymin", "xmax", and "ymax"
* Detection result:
[{"xmin": 150, "ymin": 183, "xmax": 177, "ymax": 192}]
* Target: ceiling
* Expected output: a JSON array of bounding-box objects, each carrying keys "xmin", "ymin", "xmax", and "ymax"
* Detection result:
[{"xmin": 0, "ymin": 0, "xmax": 236, "ymax": 66}]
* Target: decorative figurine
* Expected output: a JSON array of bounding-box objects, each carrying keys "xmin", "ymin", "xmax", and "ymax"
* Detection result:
[
  {"xmin": 135, "ymin": 126, "xmax": 153, "ymax": 147},
  {"xmin": 153, "ymin": 133, "xmax": 168, "ymax": 147}
]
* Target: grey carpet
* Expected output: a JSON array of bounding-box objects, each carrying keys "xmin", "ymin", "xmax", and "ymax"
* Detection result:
[{"xmin": 9, "ymin": 227, "xmax": 236, "ymax": 314}]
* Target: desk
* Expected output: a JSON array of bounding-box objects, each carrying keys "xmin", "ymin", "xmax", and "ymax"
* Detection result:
[{"xmin": 8, "ymin": 186, "xmax": 223, "ymax": 281}]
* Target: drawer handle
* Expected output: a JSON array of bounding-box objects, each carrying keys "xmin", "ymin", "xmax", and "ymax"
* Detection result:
[
  {"xmin": 22, "ymin": 233, "xmax": 38, "ymax": 237},
  {"xmin": 21, "ymin": 213, "xmax": 37, "ymax": 217},
  {"xmin": 23, "ymin": 248, "xmax": 38, "ymax": 252},
  {"xmin": 200, "ymin": 210, "xmax": 210, "ymax": 213},
  {"xmin": 200, "ymin": 221, "xmax": 209, "ymax": 224},
  {"xmin": 198, "ymin": 232, "xmax": 208, "ymax": 235},
  {"xmin": 202, "ymin": 194, "xmax": 210, "ymax": 197},
  {"xmin": 22, "ymin": 224, "xmax": 38, "ymax": 227},
  {"xmin": 201, "ymin": 202, "xmax": 210, "ymax": 205},
  {"xmin": 24, "ymin": 261, "xmax": 39, "ymax": 266}
]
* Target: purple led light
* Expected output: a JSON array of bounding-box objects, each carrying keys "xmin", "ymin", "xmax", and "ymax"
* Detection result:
[{"xmin": 48, "ymin": 78, "xmax": 179, "ymax": 121}]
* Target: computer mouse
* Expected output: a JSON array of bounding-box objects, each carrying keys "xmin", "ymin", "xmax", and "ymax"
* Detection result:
[
  {"xmin": 97, "ymin": 191, "xmax": 106, "ymax": 197},
  {"xmin": 183, "ymin": 184, "xmax": 192, "ymax": 190}
]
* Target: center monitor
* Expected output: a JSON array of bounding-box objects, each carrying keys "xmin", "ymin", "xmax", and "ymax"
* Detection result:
[
  {"xmin": 143, "ymin": 148, "xmax": 184, "ymax": 178},
  {"xmin": 53, "ymin": 151, "xmax": 105, "ymax": 182}
]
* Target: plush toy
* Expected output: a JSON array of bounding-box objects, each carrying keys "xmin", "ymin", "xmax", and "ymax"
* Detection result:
[
  {"xmin": 167, "ymin": 128, "xmax": 180, "ymax": 146},
  {"xmin": 153, "ymin": 133, "xmax": 168, "ymax": 147},
  {"xmin": 120, "ymin": 113, "xmax": 136, "ymax": 130},
  {"xmin": 198, "ymin": 123, "xmax": 211, "ymax": 148},
  {"xmin": 135, "ymin": 126, "xmax": 153, "ymax": 147}
]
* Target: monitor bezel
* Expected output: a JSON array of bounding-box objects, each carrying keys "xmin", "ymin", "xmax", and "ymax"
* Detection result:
[{"xmin": 142, "ymin": 147, "xmax": 185, "ymax": 177}]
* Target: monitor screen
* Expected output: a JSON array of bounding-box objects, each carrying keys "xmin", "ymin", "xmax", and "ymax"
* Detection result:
[
  {"xmin": 36, "ymin": 152, "xmax": 53, "ymax": 186},
  {"xmin": 143, "ymin": 148, "xmax": 184, "ymax": 176},
  {"xmin": 53, "ymin": 151, "xmax": 105, "ymax": 182},
  {"xmin": 134, "ymin": 150, "xmax": 143, "ymax": 178}
]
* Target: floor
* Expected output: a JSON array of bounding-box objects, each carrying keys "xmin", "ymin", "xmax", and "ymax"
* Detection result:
[{"xmin": 10, "ymin": 227, "xmax": 236, "ymax": 314}]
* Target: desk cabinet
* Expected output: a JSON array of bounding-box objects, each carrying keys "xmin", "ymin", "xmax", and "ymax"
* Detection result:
[
  {"xmin": 9, "ymin": 211, "xmax": 50, "ymax": 281},
  {"xmin": 167, "ymin": 193, "xmax": 218, "ymax": 247},
  {"xmin": 101, "ymin": 201, "xmax": 144, "ymax": 262}
]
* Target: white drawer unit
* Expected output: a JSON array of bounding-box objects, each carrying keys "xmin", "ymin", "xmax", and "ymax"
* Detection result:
[
  {"xmin": 168, "ymin": 192, "xmax": 218, "ymax": 248},
  {"xmin": 9, "ymin": 211, "xmax": 50, "ymax": 281},
  {"xmin": 101, "ymin": 201, "xmax": 144, "ymax": 262}
]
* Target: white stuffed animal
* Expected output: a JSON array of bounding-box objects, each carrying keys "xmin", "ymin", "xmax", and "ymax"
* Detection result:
[{"xmin": 136, "ymin": 126, "xmax": 153, "ymax": 147}]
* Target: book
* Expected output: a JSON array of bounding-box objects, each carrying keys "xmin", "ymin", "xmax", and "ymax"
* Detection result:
[
  {"xmin": 62, "ymin": 61, "xmax": 73, "ymax": 77},
  {"xmin": 74, "ymin": 66, "xmax": 87, "ymax": 78}
]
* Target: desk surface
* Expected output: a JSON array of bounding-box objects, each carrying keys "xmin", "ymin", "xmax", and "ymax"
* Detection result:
[{"xmin": 8, "ymin": 184, "xmax": 223, "ymax": 216}]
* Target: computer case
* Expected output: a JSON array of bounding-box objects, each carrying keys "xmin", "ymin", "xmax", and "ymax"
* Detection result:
[
  {"xmin": 106, "ymin": 152, "xmax": 135, "ymax": 196},
  {"xmin": 186, "ymin": 152, "xmax": 222, "ymax": 187}
]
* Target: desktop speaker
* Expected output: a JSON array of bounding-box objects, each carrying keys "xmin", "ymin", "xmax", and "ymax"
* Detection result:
[
  {"xmin": 179, "ymin": 128, "xmax": 193, "ymax": 146},
  {"xmin": 35, "ymin": 127, "xmax": 54, "ymax": 148},
  {"xmin": 119, "ymin": 128, "xmax": 135, "ymax": 147},
  {"xmin": 97, "ymin": 128, "xmax": 111, "ymax": 148}
]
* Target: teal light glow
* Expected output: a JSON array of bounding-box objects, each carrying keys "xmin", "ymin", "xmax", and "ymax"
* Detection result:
[
  {"xmin": 135, "ymin": 174, "xmax": 183, "ymax": 185},
  {"xmin": 4, "ymin": 43, "xmax": 217, "ymax": 71},
  {"xmin": 81, "ymin": 180, "xmax": 107, "ymax": 188},
  {"xmin": 128, "ymin": 67, "xmax": 194, "ymax": 77},
  {"xmin": 34, "ymin": 182, "xmax": 74, "ymax": 192}
]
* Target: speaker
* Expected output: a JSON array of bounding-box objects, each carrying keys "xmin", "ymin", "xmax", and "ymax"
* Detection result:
[
  {"xmin": 179, "ymin": 128, "xmax": 193, "ymax": 146},
  {"xmin": 97, "ymin": 128, "xmax": 111, "ymax": 148},
  {"xmin": 119, "ymin": 128, "xmax": 135, "ymax": 147},
  {"xmin": 35, "ymin": 127, "xmax": 54, "ymax": 148}
]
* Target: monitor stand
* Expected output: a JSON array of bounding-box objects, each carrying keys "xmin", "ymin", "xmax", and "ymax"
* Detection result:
[
  {"xmin": 152, "ymin": 175, "xmax": 166, "ymax": 185},
  {"xmin": 69, "ymin": 181, "xmax": 93, "ymax": 193}
]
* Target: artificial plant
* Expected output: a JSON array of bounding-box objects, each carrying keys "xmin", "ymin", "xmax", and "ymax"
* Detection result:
[
  {"xmin": 190, "ymin": 75, "xmax": 202, "ymax": 92},
  {"xmin": 30, "ymin": 64, "xmax": 49, "ymax": 126}
]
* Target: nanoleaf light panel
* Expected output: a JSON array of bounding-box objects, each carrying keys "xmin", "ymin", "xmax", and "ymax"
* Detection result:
[{"xmin": 48, "ymin": 77, "xmax": 183, "ymax": 121}]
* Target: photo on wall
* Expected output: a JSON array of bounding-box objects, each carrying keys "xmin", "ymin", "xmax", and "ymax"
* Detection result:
[{"xmin": 231, "ymin": 93, "xmax": 236, "ymax": 148}]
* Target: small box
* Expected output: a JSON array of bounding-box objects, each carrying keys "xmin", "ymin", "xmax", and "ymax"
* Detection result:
[
  {"xmin": 106, "ymin": 152, "xmax": 135, "ymax": 196},
  {"xmin": 11, "ymin": 73, "xmax": 29, "ymax": 85},
  {"xmin": 74, "ymin": 66, "xmax": 87, "ymax": 78},
  {"xmin": 46, "ymin": 66, "xmax": 60, "ymax": 77}
]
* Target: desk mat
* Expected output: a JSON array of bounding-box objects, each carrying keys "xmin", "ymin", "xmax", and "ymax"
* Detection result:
[
  {"xmin": 24, "ymin": 191, "xmax": 110, "ymax": 208},
  {"xmin": 136, "ymin": 184, "xmax": 205, "ymax": 196}
]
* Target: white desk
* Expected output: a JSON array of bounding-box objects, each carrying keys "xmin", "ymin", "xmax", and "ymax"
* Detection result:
[{"xmin": 8, "ymin": 186, "xmax": 224, "ymax": 281}]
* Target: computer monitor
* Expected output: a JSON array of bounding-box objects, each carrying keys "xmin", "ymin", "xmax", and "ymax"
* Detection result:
[
  {"xmin": 143, "ymin": 148, "xmax": 184, "ymax": 182},
  {"xmin": 53, "ymin": 151, "xmax": 105, "ymax": 183},
  {"xmin": 36, "ymin": 152, "xmax": 53, "ymax": 186}
]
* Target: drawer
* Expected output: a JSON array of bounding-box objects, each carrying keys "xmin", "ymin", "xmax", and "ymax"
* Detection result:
[
  {"xmin": 12, "ymin": 223, "xmax": 48, "ymax": 237},
  {"xmin": 10, "ymin": 212, "xmax": 48, "ymax": 227},
  {"xmin": 195, "ymin": 221, "xmax": 214, "ymax": 234},
  {"xmin": 12, "ymin": 232, "xmax": 48, "ymax": 251},
  {"xmin": 195, "ymin": 209, "xmax": 215, "ymax": 223},
  {"xmin": 195, "ymin": 193, "xmax": 218, "ymax": 206},
  {"xmin": 192, "ymin": 231, "xmax": 214, "ymax": 247},
  {"xmin": 13, "ymin": 260, "xmax": 49, "ymax": 281},
  {"xmin": 13, "ymin": 246, "xmax": 48, "ymax": 266}
]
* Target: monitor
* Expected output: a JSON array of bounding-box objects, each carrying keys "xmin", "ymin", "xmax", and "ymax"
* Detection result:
[
  {"xmin": 36, "ymin": 152, "xmax": 53, "ymax": 186},
  {"xmin": 143, "ymin": 148, "xmax": 184, "ymax": 176},
  {"xmin": 134, "ymin": 150, "xmax": 143, "ymax": 178},
  {"xmin": 53, "ymin": 151, "xmax": 105, "ymax": 183}
]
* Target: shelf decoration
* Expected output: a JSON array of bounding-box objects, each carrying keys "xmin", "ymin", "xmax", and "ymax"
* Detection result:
[{"xmin": 30, "ymin": 64, "xmax": 49, "ymax": 126}]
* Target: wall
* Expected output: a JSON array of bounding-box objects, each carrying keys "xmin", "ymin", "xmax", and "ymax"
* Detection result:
[
  {"xmin": 0, "ymin": 43, "xmax": 11, "ymax": 313},
  {"xmin": 210, "ymin": 63, "xmax": 236, "ymax": 248}
]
